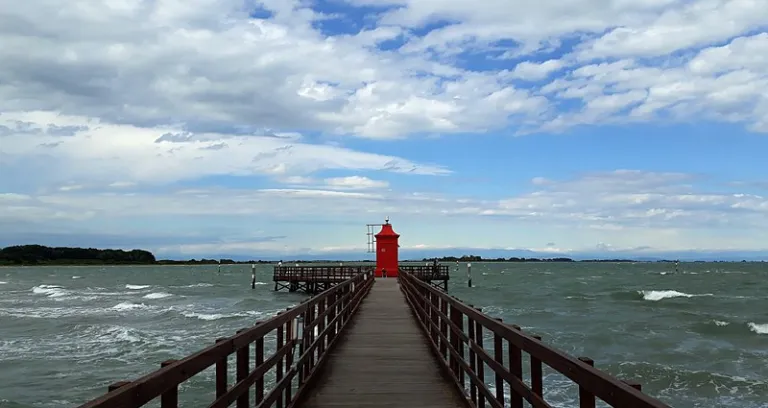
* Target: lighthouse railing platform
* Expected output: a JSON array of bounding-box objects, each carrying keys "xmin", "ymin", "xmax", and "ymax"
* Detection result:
[
  {"xmin": 399, "ymin": 264, "xmax": 450, "ymax": 291},
  {"xmin": 398, "ymin": 271, "xmax": 671, "ymax": 408},
  {"xmin": 77, "ymin": 271, "xmax": 374, "ymax": 408},
  {"xmin": 273, "ymin": 265, "xmax": 374, "ymax": 293}
]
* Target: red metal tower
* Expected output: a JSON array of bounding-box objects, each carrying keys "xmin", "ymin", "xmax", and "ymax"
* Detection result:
[{"xmin": 374, "ymin": 217, "xmax": 400, "ymax": 277}]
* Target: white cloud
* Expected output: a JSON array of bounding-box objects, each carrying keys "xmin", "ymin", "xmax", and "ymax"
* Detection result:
[
  {"xmin": 324, "ymin": 176, "xmax": 389, "ymax": 190},
  {"xmin": 0, "ymin": 111, "xmax": 448, "ymax": 187},
  {"xmin": 511, "ymin": 60, "xmax": 565, "ymax": 81},
  {"xmin": 1, "ymin": 0, "xmax": 764, "ymax": 139}
]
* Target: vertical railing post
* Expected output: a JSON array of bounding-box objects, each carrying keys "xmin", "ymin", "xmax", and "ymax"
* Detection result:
[
  {"xmin": 450, "ymin": 303, "xmax": 465, "ymax": 388},
  {"xmin": 531, "ymin": 335, "xmax": 543, "ymax": 398},
  {"xmin": 215, "ymin": 337, "xmax": 228, "ymax": 399},
  {"xmin": 474, "ymin": 308, "xmax": 485, "ymax": 408},
  {"xmin": 493, "ymin": 318, "xmax": 504, "ymax": 406},
  {"xmin": 509, "ymin": 325, "xmax": 523, "ymax": 408},
  {"xmin": 328, "ymin": 291, "xmax": 337, "ymax": 343},
  {"xmin": 578, "ymin": 357, "xmax": 596, "ymax": 408},
  {"xmin": 160, "ymin": 360, "xmax": 178, "ymax": 408},
  {"xmin": 439, "ymin": 295, "xmax": 448, "ymax": 360},
  {"xmin": 284, "ymin": 313, "xmax": 294, "ymax": 406},
  {"xmin": 301, "ymin": 308, "xmax": 309, "ymax": 384},
  {"xmin": 235, "ymin": 329, "xmax": 249, "ymax": 408},
  {"xmin": 467, "ymin": 306, "xmax": 477, "ymax": 405},
  {"xmin": 276, "ymin": 314, "xmax": 285, "ymax": 408},
  {"xmin": 255, "ymin": 323, "xmax": 265, "ymax": 405},
  {"xmin": 430, "ymin": 292, "xmax": 439, "ymax": 346},
  {"xmin": 308, "ymin": 302, "xmax": 316, "ymax": 372},
  {"xmin": 318, "ymin": 296, "xmax": 327, "ymax": 357}
]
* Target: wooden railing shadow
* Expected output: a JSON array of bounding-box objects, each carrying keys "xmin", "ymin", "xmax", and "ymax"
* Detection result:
[
  {"xmin": 398, "ymin": 272, "xmax": 672, "ymax": 408},
  {"xmin": 76, "ymin": 272, "xmax": 374, "ymax": 408}
]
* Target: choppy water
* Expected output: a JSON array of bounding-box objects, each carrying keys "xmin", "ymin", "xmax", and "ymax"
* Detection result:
[{"xmin": 0, "ymin": 263, "xmax": 766, "ymax": 408}]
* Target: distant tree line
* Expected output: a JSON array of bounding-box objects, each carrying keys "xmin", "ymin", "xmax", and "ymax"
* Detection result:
[
  {"xmin": 422, "ymin": 255, "xmax": 577, "ymax": 262},
  {"xmin": 0, "ymin": 245, "xmax": 156, "ymax": 265}
]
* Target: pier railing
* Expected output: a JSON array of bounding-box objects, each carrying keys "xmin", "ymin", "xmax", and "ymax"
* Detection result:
[
  {"xmin": 273, "ymin": 266, "xmax": 373, "ymax": 282},
  {"xmin": 398, "ymin": 271, "xmax": 671, "ymax": 408},
  {"xmin": 399, "ymin": 265, "xmax": 450, "ymax": 281},
  {"xmin": 77, "ymin": 271, "xmax": 374, "ymax": 408}
]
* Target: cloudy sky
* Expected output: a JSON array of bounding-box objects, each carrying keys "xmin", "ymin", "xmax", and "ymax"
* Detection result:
[{"xmin": 1, "ymin": 0, "xmax": 767, "ymax": 259}]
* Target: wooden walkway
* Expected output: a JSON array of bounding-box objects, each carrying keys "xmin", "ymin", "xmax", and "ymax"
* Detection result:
[{"xmin": 299, "ymin": 278, "xmax": 468, "ymax": 408}]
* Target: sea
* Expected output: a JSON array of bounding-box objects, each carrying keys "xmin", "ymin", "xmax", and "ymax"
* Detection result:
[{"xmin": 0, "ymin": 262, "xmax": 766, "ymax": 408}]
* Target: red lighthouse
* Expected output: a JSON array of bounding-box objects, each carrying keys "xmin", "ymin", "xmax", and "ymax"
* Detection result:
[{"xmin": 375, "ymin": 217, "xmax": 400, "ymax": 278}]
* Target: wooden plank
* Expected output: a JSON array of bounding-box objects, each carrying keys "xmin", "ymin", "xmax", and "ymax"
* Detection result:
[{"xmin": 299, "ymin": 278, "xmax": 468, "ymax": 408}]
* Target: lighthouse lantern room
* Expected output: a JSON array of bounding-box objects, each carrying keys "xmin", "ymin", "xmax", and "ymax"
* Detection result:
[{"xmin": 374, "ymin": 217, "xmax": 400, "ymax": 277}]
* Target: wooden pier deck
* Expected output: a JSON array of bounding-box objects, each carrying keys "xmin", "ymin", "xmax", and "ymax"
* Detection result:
[{"xmin": 300, "ymin": 278, "xmax": 467, "ymax": 408}]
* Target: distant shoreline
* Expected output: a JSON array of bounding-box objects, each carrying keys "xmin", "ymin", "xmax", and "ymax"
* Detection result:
[{"xmin": 1, "ymin": 245, "xmax": 762, "ymax": 266}]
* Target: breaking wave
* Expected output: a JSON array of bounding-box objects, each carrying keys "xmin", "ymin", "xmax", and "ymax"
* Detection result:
[
  {"xmin": 639, "ymin": 290, "xmax": 713, "ymax": 301},
  {"xmin": 125, "ymin": 284, "xmax": 150, "ymax": 290},
  {"xmin": 143, "ymin": 292, "xmax": 173, "ymax": 299},
  {"xmin": 691, "ymin": 320, "xmax": 768, "ymax": 337},
  {"xmin": 112, "ymin": 302, "xmax": 148, "ymax": 311},
  {"xmin": 612, "ymin": 289, "xmax": 713, "ymax": 302},
  {"xmin": 31, "ymin": 284, "xmax": 68, "ymax": 298},
  {"xmin": 180, "ymin": 310, "xmax": 263, "ymax": 321},
  {"xmin": 748, "ymin": 322, "xmax": 768, "ymax": 335}
]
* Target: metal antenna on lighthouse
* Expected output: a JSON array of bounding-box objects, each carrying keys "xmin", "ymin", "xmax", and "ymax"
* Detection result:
[{"xmin": 365, "ymin": 219, "xmax": 385, "ymax": 253}]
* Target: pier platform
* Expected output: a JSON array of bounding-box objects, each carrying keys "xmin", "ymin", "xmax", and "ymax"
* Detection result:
[
  {"xmin": 273, "ymin": 265, "xmax": 374, "ymax": 293},
  {"xmin": 300, "ymin": 278, "xmax": 466, "ymax": 407}
]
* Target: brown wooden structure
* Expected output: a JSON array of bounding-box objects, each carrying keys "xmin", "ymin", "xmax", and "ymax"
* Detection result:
[
  {"xmin": 399, "ymin": 264, "xmax": 450, "ymax": 291},
  {"xmin": 273, "ymin": 265, "xmax": 373, "ymax": 293},
  {"xmin": 398, "ymin": 272, "xmax": 672, "ymax": 408},
  {"xmin": 76, "ymin": 271, "xmax": 672, "ymax": 408}
]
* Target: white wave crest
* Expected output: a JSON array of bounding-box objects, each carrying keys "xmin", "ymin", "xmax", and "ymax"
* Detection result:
[
  {"xmin": 747, "ymin": 322, "xmax": 768, "ymax": 334},
  {"xmin": 639, "ymin": 290, "xmax": 712, "ymax": 301},
  {"xmin": 181, "ymin": 310, "xmax": 262, "ymax": 321},
  {"xmin": 143, "ymin": 292, "xmax": 172, "ymax": 299},
  {"xmin": 0, "ymin": 281, "xmax": 7, "ymax": 284},
  {"xmin": 32, "ymin": 284, "xmax": 68, "ymax": 298},
  {"xmin": 112, "ymin": 302, "xmax": 148, "ymax": 311},
  {"xmin": 252, "ymin": 282, "xmax": 268, "ymax": 285},
  {"xmin": 126, "ymin": 284, "xmax": 150, "ymax": 290}
]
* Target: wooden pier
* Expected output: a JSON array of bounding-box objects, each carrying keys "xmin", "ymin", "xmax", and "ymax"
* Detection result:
[
  {"xmin": 399, "ymin": 264, "xmax": 450, "ymax": 291},
  {"xmin": 300, "ymin": 277, "xmax": 465, "ymax": 407},
  {"xmin": 76, "ymin": 271, "xmax": 672, "ymax": 408},
  {"xmin": 272, "ymin": 264, "xmax": 449, "ymax": 293},
  {"xmin": 273, "ymin": 265, "xmax": 374, "ymax": 293}
]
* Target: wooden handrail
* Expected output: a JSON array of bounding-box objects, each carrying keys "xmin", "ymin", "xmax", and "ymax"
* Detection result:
[
  {"xmin": 399, "ymin": 265, "xmax": 450, "ymax": 281},
  {"xmin": 273, "ymin": 266, "xmax": 373, "ymax": 281},
  {"xmin": 398, "ymin": 271, "xmax": 672, "ymax": 408},
  {"xmin": 76, "ymin": 271, "xmax": 374, "ymax": 408}
]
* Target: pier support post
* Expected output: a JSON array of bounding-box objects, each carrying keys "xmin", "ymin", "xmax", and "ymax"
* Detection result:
[
  {"xmin": 467, "ymin": 263, "xmax": 472, "ymax": 288},
  {"xmin": 251, "ymin": 264, "xmax": 256, "ymax": 289}
]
